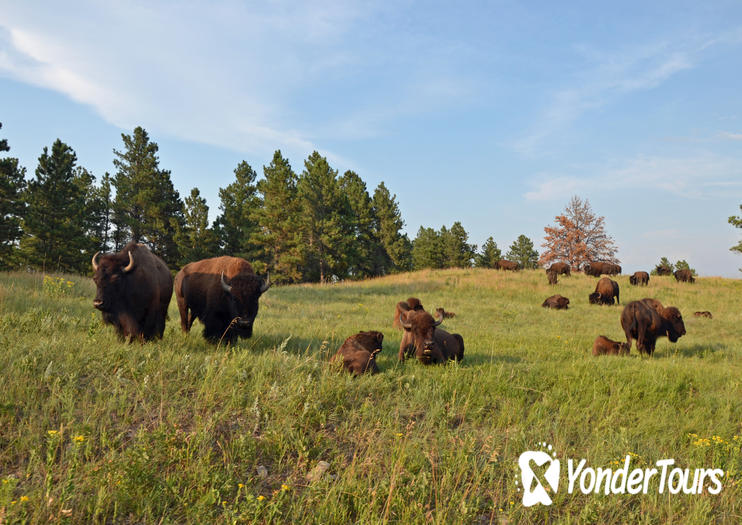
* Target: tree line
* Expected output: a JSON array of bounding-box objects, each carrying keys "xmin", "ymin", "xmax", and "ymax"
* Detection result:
[{"xmin": 1, "ymin": 123, "xmax": 537, "ymax": 281}]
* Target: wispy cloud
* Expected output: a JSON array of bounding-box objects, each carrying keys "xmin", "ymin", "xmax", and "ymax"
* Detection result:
[{"xmin": 719, "ymin": 131, "xmax": 742, "ymax": 141}]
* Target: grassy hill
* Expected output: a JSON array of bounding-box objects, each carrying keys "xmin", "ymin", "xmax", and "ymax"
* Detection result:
[{"xmin": 1, "ymin": 269, "xmax": 741, "ymax": 523}]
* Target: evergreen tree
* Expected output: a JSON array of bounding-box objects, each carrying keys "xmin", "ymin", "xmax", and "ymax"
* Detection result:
[
  {"xmin": 297, "ymin": 151, "xmax": 354, "ymax": 282},
  {"xmin": 372, "ymin": 182, "xmax": 412, "ymax": 272},
  {"xmin": 506, "ymin": 234, "xmax": 539, "ymax": 269},
  {"xmin": 441, "ymin": 221, "xmax": 476, "ymax": 268},
  {"xmin": 215, "ymin": 161, "xmax": 262, "ymax": 260},
  {"xmin": 255, "ymin": 151, "xmax": 303, "ymax": 283},
  {"xmin": 412, "ymin": 226, "xmax": 443, "ymax": 270},
  {"xmin": 730, "ymin": 204, "xmax": 742, "ymax": 272},
  {"xmin": 476, "ymin": 236, "xmax": 502, "ymax": 268},
  {"xmin": 91, "ymin": 172, "xmax": 113, "ymax": 253},
  {"xmin": 339, "ymin": 170, "xmax": 384, "ymax": 278},
  {"xmin": 176, "ymin": 188, "xmax": 219, "ymax": 265},
  {"xmin": 0, "ymin": 123, "xmax": 27, "ymax": 269}
]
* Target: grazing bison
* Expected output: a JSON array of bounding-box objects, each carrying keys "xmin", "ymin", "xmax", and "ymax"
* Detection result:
[
  {"xmin": 435, "ymin": 307, "xmax": 456, "ymax": 319},
  {"xmin": 655, "ymin": 264, "xmax": 672, "ymax": 276},
  {"xmin": 694, "ymin": 311, "xmax": 713, "ymax": 319},
  {"xmin": 629, "ymin": 271, "xmax": 650, "ymax": 286},
  {"xmin": 584, "ymin": 261, "xmax": 622, "ymax": 277},
  {"xmin": 92, "ymin": 242, "xmax": 173, "ymax": 342},
  {"xmin": 592, "ymin": 336, "xmax": 628, "ymax": 356},
  {"xmin": 174, "ymin": 256, "xmax": 271, "ymax": 344},
  {"xmin": 547, "ymin": 262, "xmax": 571, "ymax": 276},
  {"xmin": 674, "ymin": 269, "xmax": 695, "ymax": 283},
  {"xmin": 542, "ymin": 295, "xmax": 569, "ymax": 309},
  {"xmin": 393, "ymin": 297, "xmax": 425, "ymax": 330},
  {"xmin": 398, "ymin": 309, "xmax": 464, "ymax": 364},
  {"xmin": 589, "ymin": 277, "xmax": 620, "ymax": 305},
  {"xmin": 331, "ymin": 331, "xmax": 383, "ymax": 375},
  {"xmin": 547, "ymin": 270, "xmax": 558, "ymax": 285},
  {"xmin": 496, "ymin": 259, "xmax": 519, "ymax": 271},
  {"xmin": 620, "ymin": 299, "xmax": 686, "ymax": 356}
]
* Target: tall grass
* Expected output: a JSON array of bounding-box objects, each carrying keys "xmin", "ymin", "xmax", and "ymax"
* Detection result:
[{"xmin": 0, "ymin": 269, "xmax": 740, "ymax": 523}]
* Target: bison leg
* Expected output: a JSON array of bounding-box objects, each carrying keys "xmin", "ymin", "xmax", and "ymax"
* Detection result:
[
  {"xmin": 398, "ymin": 333, "xmax": 412, "ymax": 361},
  {"xmin": 176, "ymin": 294, "xmax": 191, "ymax": 332}
]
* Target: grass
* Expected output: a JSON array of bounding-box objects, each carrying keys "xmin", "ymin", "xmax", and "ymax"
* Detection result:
[{"xmin": 0, "ymin": 268, "xmax": 741, "ymax": 524}]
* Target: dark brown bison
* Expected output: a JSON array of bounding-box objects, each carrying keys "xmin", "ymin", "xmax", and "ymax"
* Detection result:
[
  {"xmin": 331, "ymin": 331, "xmax": 383, "ymax": 375},
  {"xmin": 175, "ymin": 256, "xmax": 271, "ymax": 344},
  {"xmin": 398, "ymin": 309, "xmax": 464, "ymax": 364},
  {"xmin": 592, "ymin": 336, "xmax": 628, "ymax": 356},
  {"xmin": 629, "ymin": 271, "xmax": 649, "ymax": 286},
  {"xmin": 674, "ymin": 269, "xmax": 695, "ymax": 283},
  {"xmin": 694, "ymin": 311, "xmax": 713, "ymax": 319},
  {"xmin": 393, "ymin": 297, "xmax": 425, "ymax": 330},
  {"xmin": 620, "ymin": 299, "xmax": 686, "ymax": 355},
  {"xmin": 496, "ymin": 259, "xmax": 519, "ymax": 271},
  {"xmin": 584, "ymin": 261, "xmax": 621, "ymax": 276},
  {"xmin": 546, "ymin": 270, "xmax": 558, "ymax": 285},
  {"xmin": 542, "ymin": 295, "xmax": 569, "ymax": 309},
  {"xmin": 92, "ymin": 242, "xmax": 173, "ymax": 342},
  {"xmin": 589, "ymin": 277, "xmax": 620, "ymax": 305},
  {"xmin": 547, "ymin": 262, "xmax": 571, "ymax": 276},
  {"xmin": 655, "ymin": 264, "xmax": 672, "ymax": 276},
  {"xmin": 435, "ymin": 307, "xmax": 456, "ymax": 319}
]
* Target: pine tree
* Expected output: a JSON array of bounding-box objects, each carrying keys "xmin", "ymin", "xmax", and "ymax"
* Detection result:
[
  {"xmin": 215, "ymin": 161, "xmax": 262, "ymax": 260},
  {"xmin": 372, "ymin": 182, "xmax": 412, "ymax": 272},
  {"xmin": 339, "ymin": 170, "xmax": 385, "ymax": 278},
  {"xmin": 476, "ymin": 237, "xmax": 502, "ymax": 268},
  {"xmin": 176, "ymin": 188, "xmax": 219, "ymax": 265},
  {"xmin": 540, "ymin": 196, "xmax": 619, "ymax": 270},
  {"xmin": 441, "ymin": 221, "xmax": 476, "ymax": 268},
  {"xmin": 0, "ymin": 123, "xmax": 27, "ymax": 269},
  {"xmin": 506, "ymin": 234, "xmax": 539, "ymax": 269},
  {"xmin": 412, "ymin": 226, "xmax": 443, "ymax": 270}
]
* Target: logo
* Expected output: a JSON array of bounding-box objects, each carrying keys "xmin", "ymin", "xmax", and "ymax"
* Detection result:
[{"xmin": 517, "ymin": 443, "xmax": 560, "ymax": 507}]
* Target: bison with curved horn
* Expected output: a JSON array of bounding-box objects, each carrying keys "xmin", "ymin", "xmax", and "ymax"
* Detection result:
[{"xmin": 398, "ymin": 309, "xmax": 464, "ymax": 364}]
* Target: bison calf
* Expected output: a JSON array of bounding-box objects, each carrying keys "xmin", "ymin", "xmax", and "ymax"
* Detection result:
[
  {"xmin": 589, "ymin": 277, "xmax": 619, "ymax": 305},
  {"xmin": 542, "ymin": 295, "xmax": 569, "ymax": 309},
  {"xmin": 694, "ymin": 311, "xmax": 713, "ymax": 319},
  {"xmin": 331, "ymin": 331, "xmax": 383, "ymax": 375},
  {"xmin": 592, "ymin": 336, "xmax": 628, "ymax": 356},
  {"xmin": 629, "ymin": 271, "xmax": 649, "ymax": 286}
]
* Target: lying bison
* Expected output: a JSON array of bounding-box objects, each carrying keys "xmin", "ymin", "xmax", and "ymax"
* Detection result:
[
  {"xmin": 620, "ymin": 298, "xmax": 686, "ymax": 356},
  {"xmin": 547, "ymin": 262, "xmax": 571, "ymax": 276},
  {"xmin": 592, "ymin": 336, "xmax": 628, "ymax": 356},
  {"xmin": 589, "ymin": 277, "xmax": 620, "ymax": 305},
  {"xmin": 584, "ymin": 261, "xmax": 621, "ymax": 277},
  {"xmin": 175, "ymin": 256, "xmax": 271, "ymax": 344},
  {"xmin": 92, "ymin": 242, "xmax": 173, "ymax": 342},
  {"xmin": 496, "ymin": 259, "xmax": 519, "ymax": 271},
  {"xmin": 435, "ymin": 307, "xmax": 456, "ymax": 319},
  {"xmin": 629, "ymin": 271, "xmax": 649, "ymax": 286},
  {"xmin": 331, "ymin": 331, "xmax": 383, "ymax": 375},
  {"xmin": 393, "ymin": 297, "xmax": 425, "ymax": 330},
  {"xmin": 674, "ymin": 269, "xmax": 695, "ymax": 283},
  {"xmin": 694, "ymin": 311, "xmax": 713, "ymax": 319},
  {"xmin": 542, "ymin": 295, "xmax": 569, "ymax": 309},
  {"xmin": 398, "ymin": 309, "xmax": 464, "ymax": 364},
  {"xmin": 547, "ymin": 270, "xmax": 558, "ymax": 285}
]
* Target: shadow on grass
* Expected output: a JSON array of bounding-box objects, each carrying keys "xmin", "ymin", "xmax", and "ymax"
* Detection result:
[{"xmin": 662, "ymin": 342, "xmax": 727, "ymax": 359}]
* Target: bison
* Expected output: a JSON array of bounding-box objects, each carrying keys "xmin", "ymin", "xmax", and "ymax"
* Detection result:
[
  {"xmin": 655, "ymin": 264, "xmax": 672, "ymax": 276},
  {"xmin": 589, "ymin": 277, "xmax": 620, "ymax": 305},
  {"xmin": 546, "ymin": 270, "xmax": 558, "ymax": 285},
  {"xmin": 393, "ymin": 297, "xmax": 425, "ymax": 330},
  {"xmin": 629, "ymin": 271, "xmax": 649, "ymax": 286},
  {"xmin": 398, "ymin": 309, "xmax": 464, "ymax": 364},
  {"xmin": 496, "ymin": 259, "xmax": 519, "ymax": 271},
  {"xmin": 547, "ymin": 262, "xmax": 571, "ymax": 276},
  {"xmin": 91, "ymin": 242, "xmax": 173, "ymax": 342},
  {"xmin": 542, "ymin": 295, "xmax": 569, "ymax": 309},
  {"xmin": 592, "ymin": 336, "xmax": 628, "ymax": 356},
  {"xmin": 435, "ymin": 307, "xmax": 456, "ymax": 319},
  {"xmin": 331, "ymin": 331, "xmax": 383, "ymax": 375},
  {"xmin": 694, "ymin": 311, "xmax": 713, "ymax": 319},
  {"xmin": 584, "ymin": 262, "xmax": 621, "ymax": 277},
  {"xmin": 174, "ymin": 256, "xmax": 271, "ymax": 344},
  {"xmin": 620, "ymin": 298, "xmax": 686, "ymax": 356},
  {"xmin": 674, "ymin": 269, "xmax": 695, "ymax": 283}
]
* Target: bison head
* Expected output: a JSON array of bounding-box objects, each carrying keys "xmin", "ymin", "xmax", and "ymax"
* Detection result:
[
  {"xmin": 588, "ymin": 292, "xmax": 601, "ymax": 305},
  {"xmin": 399, "ymin": 309, "xmax": 444, "ymax": 363},
  {"xmin": 220, "ymin": 272, "xmax": 271, "ymax": 338},
  {"xmin": 91, "ymin": 250, "xmax": 135, "ymax": 312},
  {"xmin": 661, "ymin": 306, "xmax": 686, "ymax": 342}
]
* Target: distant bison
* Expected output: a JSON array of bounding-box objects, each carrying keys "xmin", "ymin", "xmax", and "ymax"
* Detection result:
[
  {"xmin": 174, "ymin": 256, "xmax": 271, "ymax": 344},
  {"xmin": 542, "ymin": 294, "xmax": 569, "ymax": 309},
  {"xmin": 435, "ymin": 307, "xmax": 456, "ymax": 319},
  {"xmin": 629, "ymin": 271, "xmax": 649, "ymax": 286},
  {"xmin": 398, "ymin": 309, "xmax": 464, "ymax": 364},
  {"xmin": 331, "ymin": 331, "xmax": 383, "ymax": 375},
  {"xmin": 589, "ymin": 277, "xmax": 620, "ymax": 305},
  {"xmin": 496, "ymin": 259, "xmax": 519, "ymax": 271},
  {"xmin": 674, "ymin": 269, "xmax": 695, "ymax": 283},
  {"xmin": 620, "ymin": 298, "xmax": 686, "ymax": 356},
  {"xmin": 92, "ymin": 242, "xmax": 173, "ymax": 342},
  {"xmin": 694, "ymin": 311, "xmax": 713, "ymax": 319},
  {"xmin": 393, "ymin": 297, "xmax": 425, "ymax": 330},
  {"xmin": 547, "ymin": 262, "xmax": 571, "ymax": 276},
  {"xmin": 592, "ymin": 336, "xmax": 628, "ymax": 356},
  {"xmin": 655, "ymin": 264, "xmax": 672, "ymax": 276},
  {"xmin": 584, "ymin": 261, "xmax": 621, "ymax": 277},
  {"xmin": 547, "ymin": 270, "xmax": 558, "ymax": 285}
]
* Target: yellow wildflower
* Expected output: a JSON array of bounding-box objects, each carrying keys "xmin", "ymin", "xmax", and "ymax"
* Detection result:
[
  {"xmin": 257, "ymin": 495, "xmax": 265, "ymax": 501},
  {"xmin": 238, "ymin": 483, "xmax": 244, "ymax": 489},
  {"xmin": 74, "ymin": 435, "xmax": 85, "ymax": 442},
  {"xmin": 20, "ymin": 496, "xmax": 29, "ymax": 502},
  {"xmin": 281, "ymin": 484, "xmax": 290, "ymax": 491},
  {"xmin": 48, "ymin": 430, "xmax": 58, "ymax": 436}
]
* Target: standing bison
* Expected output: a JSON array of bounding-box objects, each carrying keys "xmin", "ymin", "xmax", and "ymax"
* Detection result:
[
  {"xmin": 674, "ymin": 269, "xmax": 695, "ymax": 283},
  {"xmin": 584, "ymin": 262, "xmax": 621, "ymax": 277},
  {"xmin": 629, "ymin": 271, "xmax": 649, "ymax": 286},
  {"xmin": 92, "ymin": 242, "xmax": 173, "ymax": 342},
  {"xmin": 398, "ymin": 309, "xmax": 464, "ymax": 364},
  {"xmin": 175, "ymin": 256, "xmax": 271, "ymax": 344},
  {"xmin": 620, "ymin": 298, "xmax": 686, "ymax": 356},
  {"xmin": 547, "ymin": 262, "xmax": 571, "ymax": 276},
  {"xmin": 589, "ymin": 277, "xmax": 619, "ymax": 305},
  {"xmin": 496, "ymin": 259, "xmax": 519, "ymax": 271}
]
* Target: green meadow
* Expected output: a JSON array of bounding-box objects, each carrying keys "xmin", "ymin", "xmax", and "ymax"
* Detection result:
[{"xmin": 1, "ymin": 269, "xmax": 741, "ymax": 524}]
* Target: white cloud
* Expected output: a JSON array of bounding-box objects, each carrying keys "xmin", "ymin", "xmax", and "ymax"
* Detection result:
[{"xmin": 719, "ymin": 131, "xmax": 742, "ymax": 141}]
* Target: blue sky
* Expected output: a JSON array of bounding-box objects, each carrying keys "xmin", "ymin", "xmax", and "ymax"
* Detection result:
[{"xmin": 1, "ymin": 1, "xmax": 741, "ymax": 276}]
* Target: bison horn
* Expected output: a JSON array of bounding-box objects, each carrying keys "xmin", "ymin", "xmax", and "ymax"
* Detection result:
[
  {"xmin": 260, "ymin": 272, "xmax": 271, "ymax": 294},
  {"xmin": 433, "ymin": 311, "xmax": 443, "ymax": 327},
  {"xmin": 122, "ymin": 251, "xmax": 135, "ymax": 273},
  {"xmin": 91, "ymin": 251, "xmax": 100, "ymax": 271},
  {"xmin": 399, "ymin": 314, "xmax": 413, "ymax": 330},
  {"xmin": 220, "ymin": 271, "xmax": 232, "ymax": 293}
]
